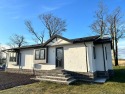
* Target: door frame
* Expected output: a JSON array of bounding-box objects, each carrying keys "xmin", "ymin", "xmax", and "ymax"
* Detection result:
[{"xmin": 56, "ymin": 47, "xmax": 64, "ymax": 69}]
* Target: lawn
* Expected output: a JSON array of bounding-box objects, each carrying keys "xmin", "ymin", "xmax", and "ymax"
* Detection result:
[{"xmin": 0, "ymin": 66, "xmax": 125, "ymax": 94}]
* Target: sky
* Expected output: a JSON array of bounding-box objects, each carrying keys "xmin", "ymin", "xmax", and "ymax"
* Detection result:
[{"xmin": 0, "ymin": 0, "xmax": 125, "ymax": 58}]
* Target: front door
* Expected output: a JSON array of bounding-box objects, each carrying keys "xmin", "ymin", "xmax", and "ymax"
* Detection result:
[{"xmin": 56, "ymin": 47, "xmax": 64, "ymax": 68}]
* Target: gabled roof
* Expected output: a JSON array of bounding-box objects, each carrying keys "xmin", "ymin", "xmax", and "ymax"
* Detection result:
[
  {"xmin": 42, "ymin": 35, "xmax": 72, "ymax": 47},
  {"xmin": 71, "ymin": 35, "xmax": 100, "ymax": 43},
  {"xmin": 7, "ymin": 44, "xmax": 42, "ymax": 50},
  {"xmin": 5, "ymin": 35, "xmax": 111, "ymax": 50}
]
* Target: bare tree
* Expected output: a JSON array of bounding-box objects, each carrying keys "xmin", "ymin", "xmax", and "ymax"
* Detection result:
[
  {"xmin": 107, "ymin": 7, "xmax": 125, "ymax": 66},
  {"xmin": 39, "ymin": 13, "xmax": 67, "ymax": 38},
  {"xmin": 90, "ymin": 1, "xmax": 107, "ymax": 38},
  {"xmin": 8, "ymin": 34, "xmax": 27, "ymax": 48},
  {"xmin": 25, "ymin": 20, "xmax": 44, "ymax": 44},
  {"xmin": 91, "ymin": 1, "xmax": 125, "ymax": 66}
]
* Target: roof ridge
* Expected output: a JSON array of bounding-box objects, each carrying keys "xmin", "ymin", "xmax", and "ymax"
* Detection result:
[{"xmin": 70, "ymin": 35, "xmax": 100, "ymax": 40}]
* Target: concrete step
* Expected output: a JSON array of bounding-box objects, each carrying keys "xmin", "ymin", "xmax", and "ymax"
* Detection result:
[
  {"xmin": 37, "ymin": 73, "xmax": 71, "ymax": 77},
  {"xmin": 34, "ymin": 77, "xmax": 76, "ymax": 85},
  {"xmin": 94, "ymin": 78, "xmax": 107, "ymax": 84},
  {"xmin": 36, "ymin": 76, "xmax": 72, "ymax": 81}
]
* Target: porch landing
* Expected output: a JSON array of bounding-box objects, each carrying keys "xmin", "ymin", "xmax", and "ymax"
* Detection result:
[{"xmin": 94, "ymin": 78, "xmax": 107, "ymax": 84}]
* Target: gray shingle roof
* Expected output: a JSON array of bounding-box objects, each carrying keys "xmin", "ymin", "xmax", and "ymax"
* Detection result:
[{"xmin": 6, "ymin": 35, "xmax": 111, "ymax": 50}]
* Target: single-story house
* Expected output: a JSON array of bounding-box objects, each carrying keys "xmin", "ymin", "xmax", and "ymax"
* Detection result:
[{"xmin": 4, "ymin": 35, "xmax": 113, "ymax": 83}]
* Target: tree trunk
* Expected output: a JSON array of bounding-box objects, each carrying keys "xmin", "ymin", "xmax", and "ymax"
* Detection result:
[
  {"xmin": 113, "ymin": 17, "xmax": 118, "ymax": 66},
  {"xmin": 112, "ymin": 37, "xmax": 116, "ymax": 64},
  {"xmin": 115, "ymin": 39, "xmax": 118, "ymax": 66}
]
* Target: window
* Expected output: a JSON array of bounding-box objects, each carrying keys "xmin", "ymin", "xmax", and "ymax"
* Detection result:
[
  {"xmin": 35, "ymin": 49, "xmax": 45, "ymax": 60},
  {"xmin": 40, "ymin": 49, "xmax": 45, "ymax": 59},
  {"xmin": 35, "ymin": 50, "xmax": 40, "ymax": 60},
  {"xmin": 93, "ymin": 47, "xmax": 96, "ymax": 59},
  {"xmin": 105, "ymin": 47, "xmax": 107, "ymax": 60},
  {"xmin": 9, "ymin": 52, "xmax": 16, "ymax": 62}
]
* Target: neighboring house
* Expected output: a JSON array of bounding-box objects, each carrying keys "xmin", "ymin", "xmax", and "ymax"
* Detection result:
[{"xmin": 4, "ymin": 35, "xmax": 113, "ymax": 83}]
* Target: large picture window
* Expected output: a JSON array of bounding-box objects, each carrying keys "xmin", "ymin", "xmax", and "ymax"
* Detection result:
[
  {"xmin": 9, "ymin": 52, "xmax": 16, "ymax": 62},
  {"xmin": 35, "ymin": 49, "xmax": 45, "ymax": 60}
]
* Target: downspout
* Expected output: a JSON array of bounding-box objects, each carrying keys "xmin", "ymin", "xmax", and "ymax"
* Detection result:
[
  {"xmin": 102, "ymin": 44, "xmax": 106, "ymax": 71},
  {"xmin": 84, "ymin": 42, "xmax": 88, "ymax": 72}
]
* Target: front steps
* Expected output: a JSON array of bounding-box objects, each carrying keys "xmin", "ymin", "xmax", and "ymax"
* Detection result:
[{"xmin": 34, "ymin": 69, "xmax": 76, "ymax": 85}]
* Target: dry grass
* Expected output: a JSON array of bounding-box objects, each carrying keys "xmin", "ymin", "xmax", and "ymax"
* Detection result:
[
  {"xmin": 0, "ymin": 66, "xmax": 125, "ymax": 94},
  {"xmin": 112, "ymin": 59, "xmax": 125, "ymax": 66}
]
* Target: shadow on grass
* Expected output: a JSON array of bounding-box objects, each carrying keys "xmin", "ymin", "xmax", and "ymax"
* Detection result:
[
  {"xmin": 108, "ymin": 66, "xmax": 125, "ymax": 83},
  {"xmin": 71, "ymin": 80, "xmax": 94, "ymax": 86}
]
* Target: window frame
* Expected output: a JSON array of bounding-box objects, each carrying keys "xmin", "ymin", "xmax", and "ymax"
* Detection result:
[{"xmin": 35, "ymin": 49, "xmax": 45, "ymax": 60}]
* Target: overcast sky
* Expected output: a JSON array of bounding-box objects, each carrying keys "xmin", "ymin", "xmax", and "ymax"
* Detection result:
[{"xmin": 0, "ymin": 0, "xmax": 125, "ymax": 58}]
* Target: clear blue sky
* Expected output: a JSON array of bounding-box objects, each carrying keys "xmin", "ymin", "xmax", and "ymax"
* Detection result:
[{"xmin": 0, "ymin": 0, "xmax": 125, "ymax": 49}]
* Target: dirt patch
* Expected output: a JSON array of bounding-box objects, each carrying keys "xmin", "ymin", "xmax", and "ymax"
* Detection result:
[{"xmin": 0, "ymin": 71, "xmax": 38, "ymax": 90}]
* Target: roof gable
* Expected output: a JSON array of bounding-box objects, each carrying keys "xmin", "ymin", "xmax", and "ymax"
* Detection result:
[{"xmin": 43, "ymin": 35, "xmax": 72, "ymax": 46}]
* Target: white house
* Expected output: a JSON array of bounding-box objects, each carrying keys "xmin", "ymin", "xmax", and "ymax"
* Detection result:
[{"xmin": 5, "ymin": 35, "xmax": 114, "ymax": 83}]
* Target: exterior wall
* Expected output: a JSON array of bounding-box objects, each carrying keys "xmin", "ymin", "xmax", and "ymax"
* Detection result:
[
  {"xmin": 94, "ymin": 43, "xmax": 113, "ymax": 71},
  {"xmin": 33, "ymin": 42, "xmax": 94, "ymax": 72},
  {"xmin": 105, "ymin": 43, "xmax": 112, "ymax": 70},
  {"xmin": 37, "ymin": 43, "xmax": 93, "ymax": 72},
  {"xmin": 87, "ymin": 42, "xmax": 96, "ymax": 72},
  {"xmin": 6, "ymin": 39, "xmax": 112, "ymax": 73},
  {"xmin": 95, "ymin": 44, "xmax": 105, "ymax": 71},
  {"xmin": 20, "ymin": 49, "xmax": 34, "ymax": 69},
  {"xmin": 64, "ymin": 43, "xmax": 89, "ymax": 72}
]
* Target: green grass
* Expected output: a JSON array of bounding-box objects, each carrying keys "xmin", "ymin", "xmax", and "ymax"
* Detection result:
[{"xmin": 0, "ymin": 66, "xmax": 125, "ymax": 94}]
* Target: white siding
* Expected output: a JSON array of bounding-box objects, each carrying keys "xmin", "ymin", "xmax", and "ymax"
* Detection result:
[
  {"xmin": 95, "ymin": 43, "xmax": 113, "ymax": 71},
  {"xmin": 48, "ymin": 47, "xmax": 56, "ymax": 65},
  {"xmin": 6, "ymin": 41, "xmax": 112, "ymax": 72},
  {"xmin": 20, "ymin": 49, "xmax": 34, "ymax": 69},
  {"xmin": 64, "ymin": 43, "xmax": 87, "ymax": 72},
  {"xmin": 95, "ymin": 44, "xmax": 105, "ymax": 71},
  {"xmin": 105, "ymin": 43, "xmax": 112, "ymax": 70},
  {"xmin": 87, "ymin": 43, "xmax": 96, "ymax": 72},
  {"xmin": 39, "ymin": 43, "xmax": 94, "ymax": 72}
]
